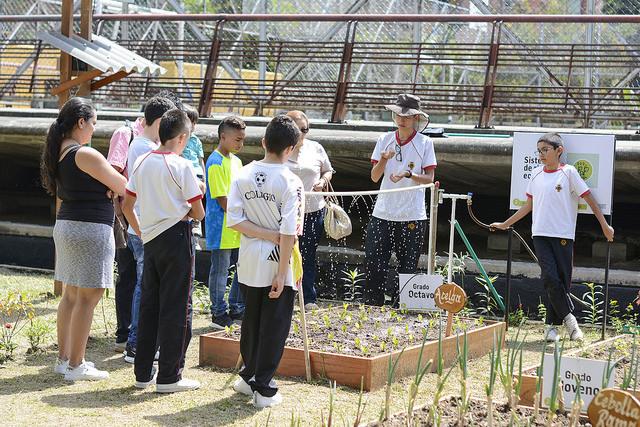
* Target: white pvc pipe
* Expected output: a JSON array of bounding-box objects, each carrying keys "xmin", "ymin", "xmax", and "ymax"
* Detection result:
[{"xmin": 447, "ymin": 198, "xmax": 457, "ymax": 284}]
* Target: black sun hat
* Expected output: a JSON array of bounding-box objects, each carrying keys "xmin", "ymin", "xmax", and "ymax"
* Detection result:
[{"xmin": 384, "ymin": 93, "xmax": 429, "ymax": 120}]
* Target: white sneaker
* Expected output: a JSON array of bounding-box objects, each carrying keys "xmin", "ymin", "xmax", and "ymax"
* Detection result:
[
  {"xmin": 233, "ymin": 377, "xmax": 254, "ymax": 396},
  {"xmin": 545, "ymin": 327, "xmax": 559, "ymax": 342},
  {"xmin": 64, "ymin": 362, "xmax": 109, "ymax": 381},
  {"xmin": 253, "ymin": 390, "xmax": 283, "ymax": 408},
  {"xmin": 135, "ymin": 366, "xmax": 158, "ymax": 389},
  {"xmin": 114, "ymin": 340, "xmax": 127, "ymax": 353},
  {"xmin": 156, "ymin": 378, "xmax": 200, "ymax": 393},
  {"xmin": 54, "ymin": 358, "xmax": 95, "ymax": 375},
  {"xmin": 233, "ymin": 376, "xmax": 277, "ymax": 396},
  {"xmin": 563, "ymin": 314, "xmax": 584, "ymax": 341},
  {"xmin": 304, "ymin": 303, "xmax": 320, "ymax": 311}
]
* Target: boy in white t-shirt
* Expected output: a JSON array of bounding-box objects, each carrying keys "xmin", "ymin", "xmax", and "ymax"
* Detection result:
[
  {"xmin": 123, "ymin": 96, "xmax": 176, "ymax": 363},
  {"xmin": 491, "ymin": 133, "xmax": 614, "ymax": 342},
  {"xmin": 123, "ymin": 109, "xmax": 205, "ymax": 393},
  {"xmin": 226, "ymin": 115, "xmax": 304, "ymax": 409},
  {"xmin": 365, "ymin": 94, "xmax": 436, "ymax": 306}
]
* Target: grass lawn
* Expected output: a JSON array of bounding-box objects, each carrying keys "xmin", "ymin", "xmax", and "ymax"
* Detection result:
[{"xmin": 0, "ymin": 267, "xmax": 614, "ymax": 426}]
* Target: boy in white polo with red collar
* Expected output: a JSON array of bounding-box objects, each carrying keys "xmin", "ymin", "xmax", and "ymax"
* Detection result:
[
  {"xmin": 492, "ymin": 132, "xmax": 614, "ymax": 342},
  {"xmin": 365, "ymin": 94, "xmax": 436, "ymax": 306},
  {"xmin": 123, "ymin": 109, "xmax": 205, "ymax": 393}
]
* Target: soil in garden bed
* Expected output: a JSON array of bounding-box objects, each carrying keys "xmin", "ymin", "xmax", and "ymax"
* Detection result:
[
  {"xmin": 224, "ymin": 304, "xmax": 488, "ymax": 357},
  {"xmin": 524, "ymin": 334, "xmax": 639, "ymax": 389},
  {"xmin": 374, "ymin": 396, "xmax": 591, "ymax": 426}
]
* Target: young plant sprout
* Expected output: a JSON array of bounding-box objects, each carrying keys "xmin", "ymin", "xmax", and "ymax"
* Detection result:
[
  {"xmin": 569, "ymin": 377, "xmax": 582, "ymax": 427},
  {"xmin": 380, "ymin": 348, "xmax": 405, "ymax": 421},
  {"xmin": 428, "ymin": 327, "xmax": 457, "ymax": 424},
  {"xmin": 456, "ymin": 329, "xmax": 470, "ymax": 426},
  {"xmin": 352, "ymin": 377, "xmax": 368, "ymax": 427},
  {"xmin": 326, "ymin": 380, "xmax": 337, "ymax": 427},
  {"xmin": 407, "ymin": 330, "xmax": 433, "ymax": 420},
  {"xmin": 547, "ymin": 338, "xmax": 566, "ymax": 426},
  {"xmin": 485, "ymin": 331, "xmax": 500, "ymax": 427},
  {"xmin": 496, "ymin": 326, "xmax": 527, "ymax": 425},
  {"xmin": 621, "ymin": 334, "xmax": 638, "ymax": 391},
  {"xmin": 533, "ymin": 338, "xmax": 547, "ymax": 418},
  {"xmin": 601, "ymin": 346, "xmax": 617, "ymax": 389}
]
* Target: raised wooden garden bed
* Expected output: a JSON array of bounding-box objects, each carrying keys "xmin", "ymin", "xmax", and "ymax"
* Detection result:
[
  {"xmin": 517, "ymin": 334, "xmax": 640, "ymax": 407},
  {"xmin": 200, "ymin": 304, "xmax": 505, "ymax": 391}
]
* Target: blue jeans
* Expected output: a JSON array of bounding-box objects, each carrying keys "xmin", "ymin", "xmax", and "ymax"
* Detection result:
[
  {"xmin": 127, "ymin": 233, "xmax": 144, "ymax": 348},
  {"xmin": 208, "ymin": 248, "xmax": 244, "ymax": 318},
  {"xmin": 299, "ymin": 209, "xmax": 325, "ymax": 304}
]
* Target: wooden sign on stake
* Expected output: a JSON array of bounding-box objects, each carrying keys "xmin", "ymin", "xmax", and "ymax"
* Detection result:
[
  {"xmin": 587, "ymin": 388, "xmax": 640, "ymax": 427},
  {"xmin": 434, "ymin": 282, "xmax": 467, "ymax": 337}
]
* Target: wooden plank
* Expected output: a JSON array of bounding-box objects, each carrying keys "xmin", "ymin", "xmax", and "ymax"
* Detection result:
[
  {"xmin": 78, "ymin": 0, "xmax": 93, "ymax": 96},
  {"xmin": 59, "ymin": 0, "xmax": 74, "ymax": 107},
  {"xmin": 90, "ymin": 71, "xmax": 131, "ymax": 91},
  {"xmin": 51, "ymin": 69, "xmax": 103, "ymax": 96}
]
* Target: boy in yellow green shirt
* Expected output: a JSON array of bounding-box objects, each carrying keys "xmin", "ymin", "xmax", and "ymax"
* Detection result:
[{"xmin": 205, "ymin": 116, "xmax": 246, "ymax": 329}]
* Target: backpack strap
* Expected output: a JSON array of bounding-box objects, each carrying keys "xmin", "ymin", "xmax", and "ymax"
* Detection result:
[{"xmin": 125, "ymin": 120, "xmax": 135, "ymax": 145}]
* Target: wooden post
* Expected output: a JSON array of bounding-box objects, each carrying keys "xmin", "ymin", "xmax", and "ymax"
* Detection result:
[
  {"xmin": 58, "ymin": 0, "xmax": 74, "ymax": 107},
  {"xmin": 77, "ymin": 0, "xmax": 93, "ymax": 97},
  {"xmin": 297, "ymin": 286, "xmax": 312, "ymax": 382}
]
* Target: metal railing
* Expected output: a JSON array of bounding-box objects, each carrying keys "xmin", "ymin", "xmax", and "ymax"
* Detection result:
[{"xmin": 1, "ymin": 13, "xmax": 639, "ymax": 128}]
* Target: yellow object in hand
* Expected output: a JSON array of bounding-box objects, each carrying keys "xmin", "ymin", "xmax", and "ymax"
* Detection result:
[{"xmin": 291, "ymin": 241, "xmax": 303, "ymax": 289}]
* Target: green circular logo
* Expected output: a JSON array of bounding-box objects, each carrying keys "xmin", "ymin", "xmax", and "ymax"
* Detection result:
[{"xmin": 574, "ymin": 159, "xmax": 593, "ymax": 180}]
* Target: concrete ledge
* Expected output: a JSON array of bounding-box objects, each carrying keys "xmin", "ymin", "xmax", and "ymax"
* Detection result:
[
  {"xmin": 0, "ymin": 221, "xmax": 52, "ymax": 238},
  {"xmin": 592, "ymin": 241, "xmax": 627, "ymax": 261}
]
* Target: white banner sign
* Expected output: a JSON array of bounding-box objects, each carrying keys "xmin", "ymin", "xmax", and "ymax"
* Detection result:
[
  {"xmin": 398, "ymin": 273, "xmax": 441, "ymax": 311},
  {"xmin": 542, "ymin": 353, "xmax": 615, "ymax": 413},
  {"xmin": 510, "ymin": 132, "xmax": 615, "ymax": 215}
]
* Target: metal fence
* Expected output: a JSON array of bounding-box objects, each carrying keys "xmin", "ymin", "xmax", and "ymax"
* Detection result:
[{"xmin": 2, "ymin": 0, "xmax": 640, "ymax": 128}]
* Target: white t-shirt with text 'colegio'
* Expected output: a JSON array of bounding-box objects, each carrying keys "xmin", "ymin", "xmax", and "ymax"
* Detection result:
[
  {"xmin": 526, "ymin": 164, "xmax": 590, "ymax": 240},
  {"xmin": 371, "ymin": 131, "xmax": 437, "ymax": 222},
  {"xmin": 227, "ymin": 161, "xmax": 304, "ymax": 289},
  {"xmin": 126, "ymin": 151, "xmax": 203, "ymax": 244}
]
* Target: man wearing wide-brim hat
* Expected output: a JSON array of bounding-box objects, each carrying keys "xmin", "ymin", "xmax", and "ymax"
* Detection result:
[{"xmin": 364, "ymin": 93, "xmax": 437, "ymax": 306}]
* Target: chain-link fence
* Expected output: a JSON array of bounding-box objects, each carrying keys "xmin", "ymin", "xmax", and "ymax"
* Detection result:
[{"xmin": 2, "ymin": 0, "xmax": 640, "ymax": 128}]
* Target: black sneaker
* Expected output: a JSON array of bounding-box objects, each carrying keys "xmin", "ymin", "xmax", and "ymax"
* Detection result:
[
  {"xmin": 124, "ymin": 344, "xmax": 136, "ymax": 364},
  {"xmin": 211, "ymin": 313, "xmax": 233, "ymax": 330},
  {"xmin": 230, "ymin": 311, "xmax": 244, "ymax": 326}
]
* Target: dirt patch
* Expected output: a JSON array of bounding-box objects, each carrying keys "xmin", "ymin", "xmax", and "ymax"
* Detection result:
[
  {"xmin": 374, "ymin": 396, "xmax": 591, "ymax": 426},
  {"xmin": 225, "ymin": 304, "xmax": 488, "ymax": 357}
]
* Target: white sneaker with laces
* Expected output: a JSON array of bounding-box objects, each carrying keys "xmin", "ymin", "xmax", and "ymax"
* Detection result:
[
  {"xmin": 253, "ymin": 390, "xmax": 283, "ymax": 408},
  {"xmin": 563, "ymin": 313, "xmax": 584, "ymax": 341},
  {"xmin": 135, "ymin": 366, "xmax": 158, "ymax": 389},
  {"xmin": 233, "ymin": 376, "xmax": 277, "ymax": 396},
  {"xmin": 54, "ymin": 358, "xmax": 95, "ymax": 375},
  {"xmin": 64, "ymin": 362, "xmax": 109, "ymax": 381},
  {"xmin": 156, "ymin": 378, "xmax": 200, "ymax": 393},
  {"xmin": 545, "ymin": 327, "xmax": 559, "ymax": 342}
]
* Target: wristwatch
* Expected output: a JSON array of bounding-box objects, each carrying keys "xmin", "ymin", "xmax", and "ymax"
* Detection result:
[{"xmin": 406, "ymin": 170, "xmax": 413, "ymax": 179}]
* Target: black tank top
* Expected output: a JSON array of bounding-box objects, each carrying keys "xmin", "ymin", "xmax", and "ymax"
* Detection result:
[{"xmin": 56, "ymin": 145, "xmax": 114, "ymax": 226}]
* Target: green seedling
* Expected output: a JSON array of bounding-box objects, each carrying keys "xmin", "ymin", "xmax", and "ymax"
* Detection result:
[
  {"xmin": 380, "ymin": 348, "xmax": 405, "ymax": 421},
  {"xmin": 485, "ymin": 331, "xmax": 500, "ymax": 427},
  {"xmin": 407, "ymin": 330, "xmax": 433, "ymax": 421}
]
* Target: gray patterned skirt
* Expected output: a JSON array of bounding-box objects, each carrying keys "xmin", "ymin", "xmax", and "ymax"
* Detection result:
[{"xmin": 53, "ymin": 219, "xmax": 115, "ymax": 289}]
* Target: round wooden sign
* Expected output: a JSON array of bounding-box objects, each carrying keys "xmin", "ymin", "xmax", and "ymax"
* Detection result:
[
  {"xmin": 434, "ymin": 283, "xmax": 467, "ymax": 313},
  {"xmin": 587, "ymin": 388, "xmax": 640, "ymax": 427}
]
